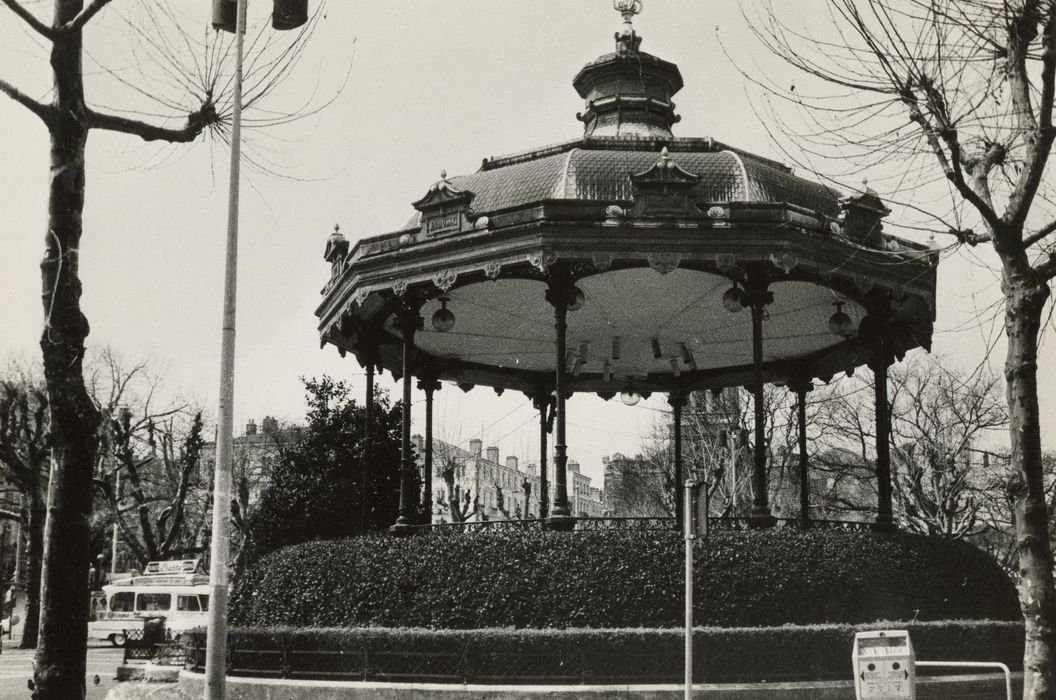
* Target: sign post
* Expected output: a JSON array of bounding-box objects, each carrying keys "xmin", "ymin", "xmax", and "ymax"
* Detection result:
[
  {"xmin": 684, "ymin": 478, "xmax": 699, "ymax": 700},
  {"xmin": 852, "ymin": 630, "xmax": 915, "ymax": 699}
]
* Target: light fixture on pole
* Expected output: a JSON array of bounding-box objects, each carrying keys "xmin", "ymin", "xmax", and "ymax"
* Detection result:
[
  {"xmin": 431, "ymin": 296, "xmax": 455, "ymax": 332},
  {"xmin": 568, "ymin": 286, "xmax": 586, "ymax": 311},
  {"xmin": 205, "ymin": 2, "xmax": 308, "ymax": 699},
  {"xmin": 620, "ymin": 383, "xmax": 642, "ymax": 406},
  {"xmin": 722, "ymin": 283, "xmax": 746, "ymax": 312},
  {"xmin": 827, "ymin": 300, "xmax": 854, "ymax": 337}
]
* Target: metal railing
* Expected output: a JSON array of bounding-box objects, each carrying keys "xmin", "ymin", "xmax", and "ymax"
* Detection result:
[
  {"xmin": 122, "ymin": 628, "xmax": 187, "ymax": 666},
  {"xmin": 187, "ymin": 641, "xmax": 919, "ymax": 684},
  {"xmin": 417, "ymin": 515, "xmax": 876, "ymax": 533}
]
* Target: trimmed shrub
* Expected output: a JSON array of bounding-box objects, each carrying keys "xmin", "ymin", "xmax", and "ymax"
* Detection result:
[
  {"xmin": 230, "ymin": 529, "xmax": 1019, "ymax": 629},
  {"xmin": 185, "ymin": 621, "xmax": 1024, "ymax": 683}
]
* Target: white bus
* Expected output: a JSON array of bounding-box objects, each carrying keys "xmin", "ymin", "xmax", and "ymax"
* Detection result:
[{"xmin": 89, "ymin": 559, "xmax": 209, "ymax": 647}]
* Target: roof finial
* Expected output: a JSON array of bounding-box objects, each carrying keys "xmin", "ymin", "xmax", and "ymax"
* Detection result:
[{"xmin": 613, "ymin": 0, "xmax": 643, "ymax": 53}]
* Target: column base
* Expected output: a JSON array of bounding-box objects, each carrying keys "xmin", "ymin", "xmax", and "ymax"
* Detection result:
[
  {"xmin": 747, "ymin": 509, "xmax": 777, "ymax": 529},
  {"xmin": 545, "ymin": 514, "xmax": 576, "ymax": 531},
  {"xmin": 388, "ymin": 518, "xmax": 417, "ymax": 536},
  {"xmin": 870, "ymin": 517, "xmax": 898, "ymax": 533}
]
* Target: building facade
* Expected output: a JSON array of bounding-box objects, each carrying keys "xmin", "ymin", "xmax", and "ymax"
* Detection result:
[{"xmin": 417, "ymin": 436, "xmax": 604, "ymax": 523}]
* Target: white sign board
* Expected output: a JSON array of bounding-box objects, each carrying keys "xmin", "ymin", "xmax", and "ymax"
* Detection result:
[{"xmin": 852, "ymin": 630, "xmax": 915, "ymax": 700}]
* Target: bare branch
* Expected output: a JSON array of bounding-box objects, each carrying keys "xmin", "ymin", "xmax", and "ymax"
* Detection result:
[
  {"xmin": 86, "ymin": 103, "xmax": 218, "ymax": 143},
  {"xmin": 0, "ymin": 0, "xmax": 58, "ymax": 41},
  {"xmin": 0, "ymin": 77, "xmax": 53, "ymax": 125},
  {"xmin": 1005, "ymin": 3, "xmax": 1056, "ymax": 232},
  {"xmin": 1024, "ymin": 219, "xmax": 1056, "ymax": 250},
  {"xmin": 61, "ymin": 0, "xmax": 113, "ymax": 34}
]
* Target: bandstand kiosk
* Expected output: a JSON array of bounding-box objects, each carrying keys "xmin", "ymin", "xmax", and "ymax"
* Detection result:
[{"xmin": 315, "ymin": 1, "xmax": 937, "ymax": 534}]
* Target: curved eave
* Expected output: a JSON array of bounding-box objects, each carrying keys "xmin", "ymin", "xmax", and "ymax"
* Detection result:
[{"xmin": 316, "ymin": 199, "xmax": 937, "ymax": 394}]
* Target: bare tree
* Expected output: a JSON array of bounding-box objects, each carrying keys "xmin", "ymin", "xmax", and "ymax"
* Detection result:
[
  {"xmin": 812, "ymin": 353, "xmax": 1008, "ymax": 533},
  {"xmin": 0, "ymin": 2, "xmax": 330, "ymax": 694},
  {"xmin": 437, "ymin": 447, "xmax": 480, "ymax": 524},
  {"xmin": 889, "ymin": 357, "xmax": 1008, "ymax": 537},
  {"xmin": 748, "ymin": 3, "xmax": 1056, "ymax": 691},
  {"xmin": 621, "ymin": 387, "xmax": 808, "ymax": 520},
  {"xmin": 0, "ymin": 379, "xmax": 48, "ymax": 649}
]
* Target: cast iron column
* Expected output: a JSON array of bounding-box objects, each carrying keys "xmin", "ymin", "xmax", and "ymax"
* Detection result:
[
  {"xmin": 790, "ymin": 378, "xmax": 813, "ymax": 528},
  {"xmin": 390, "ymin": 303, "xmax": 422, "ymax": 535},
  {"xmin": 362, "ymin": 352, "xmax": 375, "ymax": 534},
  {"xmin": 533, "ymin": 388, "xmax": 550, "ymax": 520},
  {"xmin": 418, "ymin": 375, "xmax": 440, "ymax": 525},
  {"xmin": 670, "ymin": 392, "xmax": 685, "ymax": 530},
  {"xmin": 746, "ymin": 271, "xmax": 776, "ymax": 527},
  {"xmin": 869, "ymin": 316, "xmax": 896, "ymax": 532},
  {"xmin": 546, "ymin": 279, "xmax": 574, "ymax": 530}
]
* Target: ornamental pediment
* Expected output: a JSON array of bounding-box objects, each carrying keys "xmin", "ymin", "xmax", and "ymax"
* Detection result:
[
  {"xmin": 412, "ymin": 171, "xmax": 477, "ymax": 238},
  {"xmin": 630, "ymin": 147, "xmax": 700, "ymax": 217}
]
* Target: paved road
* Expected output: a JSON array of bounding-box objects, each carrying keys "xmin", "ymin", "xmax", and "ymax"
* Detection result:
[{"xmin": 0, "ymin": 636, "xmax": 124, "ymax": 699}]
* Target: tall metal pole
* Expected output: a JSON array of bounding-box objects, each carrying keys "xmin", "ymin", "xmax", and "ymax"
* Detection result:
[
  {"xmin": 391, "ymin": 304, "xmax": 420, "ymax": 534},
  {"xmin": 872, "ymin": 330, "xmax": 895, "ymax": 531},
  {"xmin": 534, "ymin": 389, "xmax": 550, "ymax": 520},
  {"xmin": 793, "ymin": 380, "xmax": 812, "ymax": 528},
  {"xmin": 205, "ymin": 0, "xmax": 247, "ymax": 696},
  {"xmin": 110, "ymin": 469, "xmax": 119, "ymax": 575},
  {"xmin": 748, "ymin": 298, "xmax": 775, "ymax": 527},
  {"xmin": 545, "ymin": 281, "xmax": 573, "ymax": 530},
  {"xmin": 421, "ymin": 377, "xmax": 438, "ymax": 525},
  {"xmin": 671, "ymin": 393, "xmax": 684, "ymax": 529},
  {"xmin": 684, "ymin": 479, "xmax": 697, "ymax": 699},
  {"xmin": 362, "ymin": 358, "xmax": 374, "ymax": 534}
]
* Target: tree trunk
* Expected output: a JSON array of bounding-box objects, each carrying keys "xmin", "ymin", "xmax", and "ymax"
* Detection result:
[
  {"xmin": 19, "ymin": 488, "xmax": 44, "ymax": 649},
  {"xmin": 34, "ymin": 3, "xmax": 101, "ymax": 697},
  {"xmin": 1005, "ymin": 279, "xmax": 1055, "ymax": 700}
]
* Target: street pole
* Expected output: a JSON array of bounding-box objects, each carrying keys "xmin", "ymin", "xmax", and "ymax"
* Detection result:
[
  {"xmin": 205, "ymin": 0, "xmax": 247, "ymax": 696},
  {"xmin": 684, "ymin": 479, "xmax": 692, "ymax": 696},
  {"xmin": 111, "ymin": 469, "xmax": 120, "ymax": 576}
]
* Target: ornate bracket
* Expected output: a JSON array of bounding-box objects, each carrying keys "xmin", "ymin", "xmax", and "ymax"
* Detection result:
[
  {"xmin": 647, "ymin": 252, "xmax": 682, "ymax": 275},
  {"xmin": 528, "ymin": 250, "xmax": 559, "ymax": 274}
]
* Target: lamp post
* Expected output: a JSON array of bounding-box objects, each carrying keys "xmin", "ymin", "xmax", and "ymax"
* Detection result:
[{"xmin": 204, "ymin": 2, "xmax": 307, "ymax": 698}]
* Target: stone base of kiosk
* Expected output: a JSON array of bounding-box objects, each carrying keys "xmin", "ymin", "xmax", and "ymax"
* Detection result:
[{"xmin": 175, "ymin": 669, "xmax": 1021, "ymax": 700}]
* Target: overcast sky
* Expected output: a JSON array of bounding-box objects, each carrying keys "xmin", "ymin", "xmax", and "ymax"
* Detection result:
[{"xmin": 1, "ymin": 1, "xmax": 1052, "ymax": 487}]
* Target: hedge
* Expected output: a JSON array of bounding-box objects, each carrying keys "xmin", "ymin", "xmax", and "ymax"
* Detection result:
[
  {"xmin": 185, "ymin": 621, "xmax": 1024, "ymax": 683},
  {"xmin": 229, "ymin": 529, "xmax": 1019, "ymax": 629}
]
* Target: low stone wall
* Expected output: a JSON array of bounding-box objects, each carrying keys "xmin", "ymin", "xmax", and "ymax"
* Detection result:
[{"xmin": 178, "ymin": 669, "xmax": 1021, "ymax": 700}]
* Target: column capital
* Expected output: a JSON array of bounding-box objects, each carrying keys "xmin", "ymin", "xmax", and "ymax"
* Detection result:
[
  {"xmin": 787, "ymin": 377, "xmax": 814, "ymax": 395},
  {"xmin": 667, "ymin": 390, "xmax": 687, "ymax": 408},
  {"xmin": 743, "ymin": 265, "xmax": 775, "ymax": 310},
  {"xmin": 417, "ymin": 377, "xmax": 441, "ymax": 393}
]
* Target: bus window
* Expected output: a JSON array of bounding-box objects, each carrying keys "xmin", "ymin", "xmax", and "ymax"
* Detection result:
[
  {"xmin": 198, "ymin": 594, "xmax": 209, "ymax": 611},
  {"xmin": 135, "ymin": 593, "xmax": 171, "ymax": 612},
  {"xmin": 176, "ymin": 595, "xmax": 200, "ymax": 612},
  {"xmin": 110, "ymin": 592, "xmax": 135, "ymax": 613}
]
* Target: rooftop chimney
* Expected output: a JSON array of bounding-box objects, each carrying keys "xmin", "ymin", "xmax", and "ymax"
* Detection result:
[
  {"xmin": 262, "ymin": 416, "xmax": 279, "ymax": 433},
  {"xmin": 486, "ymin": 446, "xmax": 500, "ymax": 464},
  {"xmin": 469, "ymin": 439, "xmax": 483, "ymax": 456},
  {"xmin": 506, "ymin": 456, "xmax": 519, "ymax": 471},
  {"xmin": 245, "ymin": 419, "xmax": 257, "ymax": 436}
]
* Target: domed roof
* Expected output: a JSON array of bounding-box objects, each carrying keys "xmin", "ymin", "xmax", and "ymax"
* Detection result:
[
  {"xmin": 401, "ymin": 17, "xmax": 840, "ymax": 232},
  {"xmin": 402, "ymin": 139, "xmax": 840, "ymax": 230}
]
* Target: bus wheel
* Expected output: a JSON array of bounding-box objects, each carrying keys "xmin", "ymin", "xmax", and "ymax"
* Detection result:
[{"xmin": 110, "ymin": 633, "xmax": 126, "ymax": 648}]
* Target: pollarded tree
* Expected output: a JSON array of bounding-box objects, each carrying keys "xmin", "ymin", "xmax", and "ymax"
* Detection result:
[
  {"xmin": 749, "ymin": 2, "xmax": 1056, "ymax": 693},
  {"xmin": 0, "ymin": 2, "xmax": 326, "ymax": 696}
]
